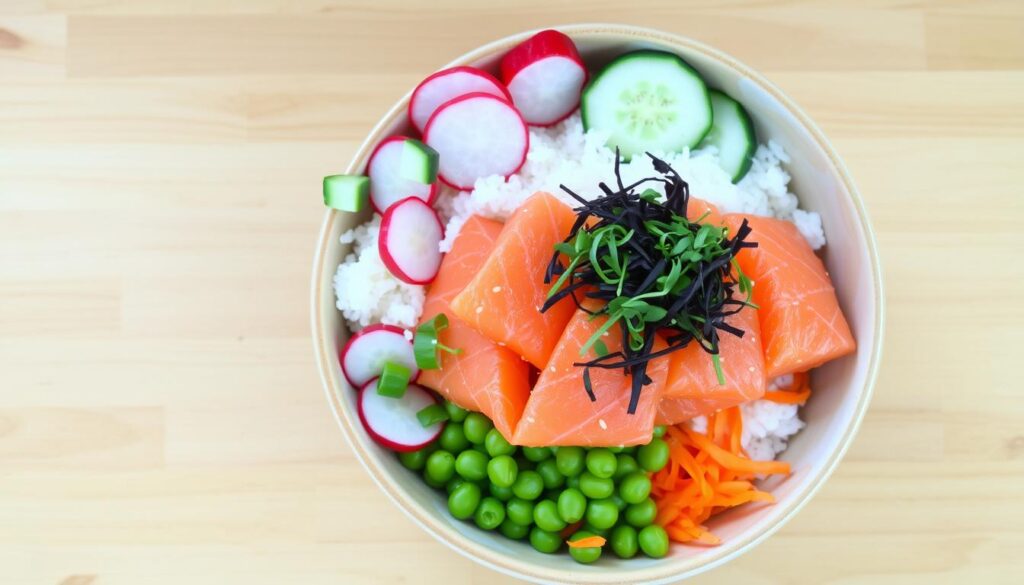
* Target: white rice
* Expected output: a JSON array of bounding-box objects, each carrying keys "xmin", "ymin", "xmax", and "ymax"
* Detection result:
[
  {"xmin": 688, "ymin": 375, "xmax": 805, "ymax": 461},
  {"xmin": 333, "ymin": 113, "xmax": 817, "ymax": 458},
  {"xmin": 332, "ymin": 216, "xmax": 425, "ymax": 329}
]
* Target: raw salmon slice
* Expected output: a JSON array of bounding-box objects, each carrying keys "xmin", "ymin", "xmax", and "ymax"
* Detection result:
[
  {"xmin": 450, "ymin": 192, "xmax": 578, "ymax": 368},
  {"xmin": 656, "ymin": 306, "xmax": 766, "ymax": 425},
  {"xmin": 724, "ymin": 214, "xmax": 855, "ymax": 378},
  {"xmin": 688, "ymin": 197, "xmax": 722, "ymax": 225},
  {"xmin": 418, "ymin": 215, "xmax": 531, "ymax": 439},
  {"xmin": 512, "ymin": 309, "xmax": 670, "ymax": 447}
]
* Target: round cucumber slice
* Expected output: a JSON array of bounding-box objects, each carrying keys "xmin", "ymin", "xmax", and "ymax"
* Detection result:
[
  {"xmin": 701, "ymin": 90, "xmax": 757, "ymax": 183},
  {"xmin": 581, "ymin": 50, "xmax": 712, "ymax": 160}
]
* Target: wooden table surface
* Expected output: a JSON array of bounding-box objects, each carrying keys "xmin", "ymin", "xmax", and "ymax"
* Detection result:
[{"xmin": 2, "ymin": 1, "xmax": 1022, "ymax": 583}]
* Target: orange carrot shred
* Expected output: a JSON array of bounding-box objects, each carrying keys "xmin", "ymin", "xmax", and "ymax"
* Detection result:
[
  {"xmin": 651, "ymin": 392, "xmax": 807, "ymax": 547},
  {"xmin": 567, "ymin": 535, "xmax": 606, "ymax": 549}
]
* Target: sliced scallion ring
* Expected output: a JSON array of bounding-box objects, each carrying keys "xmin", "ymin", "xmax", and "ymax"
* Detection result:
[
  {"xmin": 416, "ymin": 403, "xmax": 449, "ymax": 428},
  {"xmin": 376, "ymin": 360, "xmax": 411, "ymax": 398},
  {"xmin": 413, "ymin": 313, "xmax": 461, "ymax": 370}
]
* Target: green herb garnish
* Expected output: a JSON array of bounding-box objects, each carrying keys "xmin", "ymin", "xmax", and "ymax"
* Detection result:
[
  {"xmin": 413, "ymin": 313, "xmax": 462, "ymax": 370},
  {"xmin": 542, "ymin": 152, "xmax": 757, "ymax": 413}
]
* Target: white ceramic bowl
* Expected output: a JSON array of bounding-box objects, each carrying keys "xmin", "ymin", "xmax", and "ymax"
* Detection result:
[{"xmin": 312, "ymin": 24, "xmax": 884, "ymax": 585}]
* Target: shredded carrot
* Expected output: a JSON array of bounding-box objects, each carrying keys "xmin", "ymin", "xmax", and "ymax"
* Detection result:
[
  {"xmin": 567, "ymin": 535, "xmax": 606, "ymax": 549},
  {"xmin": 651, "ymin": 377, "xmax": 813, "ymax": 545}
]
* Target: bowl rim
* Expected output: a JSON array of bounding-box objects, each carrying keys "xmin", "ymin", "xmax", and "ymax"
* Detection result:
[{"xmin": 310, "ymin": 23, "xmax": 885, "ymax": 585}]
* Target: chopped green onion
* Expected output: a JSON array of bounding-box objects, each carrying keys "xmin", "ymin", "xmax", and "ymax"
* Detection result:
[
  {"xmin": 414, "ymin": 313, "xmax": 461, "ymax": 370},
  {"xmin": 416, "ymin": 403, "xmax": 449, "ymax": 428},
  {"xmin": 322, "ymin": 174, "xmax": 369, "ymax": 212},
  {"xmin": 376, "ymin": 360, "xmax": 411, "ymax": 398}
]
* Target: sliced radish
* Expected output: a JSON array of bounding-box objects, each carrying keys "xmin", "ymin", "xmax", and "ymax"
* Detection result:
[
  {"xmin": 367, "ymin": 136, "xmax": 439, "ymax": 214},
  {"xmin": 408, "ymin": 66, "xmax": 512, "ymax": 133},
  {"xmin": 424, "ymin": 93, "xmax": 529, "ymax": 190},
  {"xmin": 500, "ymin": 29, "xmax": 587, "ymax": 127},
  {"xmin": 378, "ymin": 197, "xmax": 444, "ymax": 285},
  {"xmin": 358, "ymin": 379, "xmax": 443, "ymax": 452},
  {"xmin": 340, "ymin": 324, "xmax": 419, "ymax": 388}
]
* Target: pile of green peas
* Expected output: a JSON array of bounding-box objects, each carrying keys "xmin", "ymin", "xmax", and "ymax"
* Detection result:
[{"xmin": 397, "ymin": 400, "xmax": 673, "ymax": 564}]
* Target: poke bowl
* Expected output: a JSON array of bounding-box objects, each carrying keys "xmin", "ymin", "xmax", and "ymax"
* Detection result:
[{"xmin": 312, "ymin": 24, "xmax": 883, "ymax": 584}]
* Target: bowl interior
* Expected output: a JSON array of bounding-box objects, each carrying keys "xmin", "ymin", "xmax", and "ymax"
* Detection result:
[{"xmin": 312, "ymin": 25, "xmax": 882, "ymax": 585}]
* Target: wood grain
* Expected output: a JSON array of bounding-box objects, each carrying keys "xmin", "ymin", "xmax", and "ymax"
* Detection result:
[{"xmin": 1, "ymin": 1, "xmax": 1022, "ymax": 583}]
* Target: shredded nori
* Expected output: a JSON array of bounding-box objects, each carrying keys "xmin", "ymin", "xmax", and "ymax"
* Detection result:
[{"xmin": 541, "ymin": 152, "xmax": 758, "ymax": 414}]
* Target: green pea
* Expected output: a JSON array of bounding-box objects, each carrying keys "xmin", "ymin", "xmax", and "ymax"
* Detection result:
[
  {"xmin": 555, "ymin": 446, "xmax": 585, "ymax": 477},
  {"xmin": 512, "ymin": 470, "xmax": 544, "ymax": 500},
  {"xmin": 447, "ymin": 482, "xmax": 481, "ymax": 520},
  {"xmin": 556, "ymin": 488, "xmax": 587, "ymax": 524},
  {"xmin": 474, "ymin": 496, "xmax": 505, "ymax": 530},
  {"xmin": 610, "ymin": 525, "xmax": 639, "ymax": 559},
  {"xmin": 398, "ymin": 448, "xmax": 429, "ymax": 471},
  {"xmin": 533, "ymin": 499, "xmax": 566, "ymax": 532},
  {"xmin": 638, "ymin": 524, "xmax": 669, "ymax": 558},
  {"xmin": 637, "ymin": 438, "xmax": 670, "ymax": 473},
  {"xmin": 487, "ymin": 455, "xmax": 518, "ymax": 488},
  {"xmin": 455, "ymin": 449, "xmax": 488, "ymax": 482},
  {"xmin": 613, "ymin": 454, "xmax": 640, "ymax": 480},
  {"xmin": 565, "ymin": 475, "xmax": 580, "ymax": 490},
  {"xmin": 425, "ymin": 450, "xmax": 456, "ymax": 484},
  {"xmin": 610, "ymin": 494, "xmax": 628, "ymax": 511},
  {"xmin": 535, "ymin": 459, "xmax": 565, "ymax": 490},
  {"xmin": 621, "ymin": 446, "xmax": 637, "ymax": 455},
  {"xmin": 522, "ymin": 446, "xmax": 552, "ymax": 462},
  {"xmin": 463, "ymin": 412, "xmax": 493, "ymax": 444},
  {"xmin": 585, "ymin": 448, "xmax": 617, "ymax": 479},
  {"xmin": 607, "ymin": 446, "xmax": 625, "ymax": 454},
  {"xmin": 438, "ymin": 423, "xmax": 470, "ymax": 453},
  {"xmin": 625, "ymin": 498, "xmax": 657, "ymax": 527},
  {"xmin": 652, "ymin": 425, "xmax": 667, "ymax": 438},
  {"xmin": 585, "ymin": 498, "xmax": 619, "ymax": 530},
  {"xmin": 423, "ymin": 471, "xmax": 446, "ymax": 489},
  {"xmin": 499, "ymin": 518, "xmax": 530, "ymax": 540},
  {"xmin": 444, "ymin": 401, "xmax": 469, "ymax": 423},
  {"xmin": 445, "ymin": 477, "xmax": 466, "ymax": 494},
  {"xmin": 619, "ymin": 471, "xmax": 652, "ymax": 504},
  {"xmin": 484, "ymin": 428, "xmax": 516, "ymax": 457},
  {"xmin": 567, "ymin": 530, "xmax": 602, "ymax": 564},
  {"xmin": 506, "ymin": 498, "xmax": 535, "ymax": 526},
  {"xmin": 578, "ymin": 471, "xmax": 614, "ymax": 500},
  {"xmin": 529, "ymin": 526, "xmax": 562, "ymax": 554},
  {"xmin": 489, "ymin": 482, "xmax": 514, "ymax": 502}
]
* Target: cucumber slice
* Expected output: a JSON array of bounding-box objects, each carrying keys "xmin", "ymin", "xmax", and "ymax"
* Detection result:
[
  {"xmin": 399, "ymin": 139, "xmax": 439, "ymax": 185},
  {"xmin": 581, "ymin": 50, "xmax": 712, "ymax": 160},
  {"xmin": 322, "ymin": 174, "xmax": 369, "ymax": 212},
  {"xmin": 700, "ymin": 90, "xmax": 757, "ymax": 183}
]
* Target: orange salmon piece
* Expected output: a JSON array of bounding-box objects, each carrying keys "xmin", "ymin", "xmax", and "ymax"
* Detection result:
[
  {"xmin": 418, "ymin": 215, "xmax": 531, "ymax": 439},
  {"xmin": 656, "ymin": 306, "xmax": 766, "ymax": 425},
  {"xmin": 724, "ymin": 214, "xmax": 855, "ymax": 378},
  {"xmin": 450, "ymin": 192, "xmax": 578, "ymax": 368},
  {"xmin": 687, "ymin": 197, "xmax": 722, "ymax": 225},
  {"xmin": 512, "ymin": 309, "xmax": 670, "ymax": 447}
]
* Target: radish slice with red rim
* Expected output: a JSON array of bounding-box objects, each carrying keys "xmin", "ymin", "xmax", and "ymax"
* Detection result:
[
  {"xmin": 424, "ymin": 92, "xmax": 529, "ymax": 191},
  {"xmin": 340, "ymin": 323, "xmax": 419, "ymax": 388},
  {"xmin": 358, "ymin": 379, "xmax": 443, "ymax": 452},
  {"xmin": 378, "ymin": 197, "xmax": 444, "ymax": 285},
  {"xmin": 408, "ymin": 66, "xmax": 512, "ymax": 133},
  {"xmin": 367, "ymin": 136, "xmax": 439, "ymax": 214},
  {"xmin": 500, "ymin": 29, "xmax": 587, "ymax": 127}
]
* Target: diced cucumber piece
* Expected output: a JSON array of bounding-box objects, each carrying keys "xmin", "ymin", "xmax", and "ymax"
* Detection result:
[
  {"xmin": 399, "ymin": 139, "xmax": 439, "ymax": 185},
  {"xmin": 323, "ymin": 174, "xmax": 369, "ymax": 212},
  {"xmin": 581, "ymin": 50, "xmax": 712, "ymax": 160},
  {"xmin": 700, "ymin": 90, "xmax": 757, "ymax": 183}
]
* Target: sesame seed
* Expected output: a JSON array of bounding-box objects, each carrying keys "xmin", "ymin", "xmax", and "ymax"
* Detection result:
[
  {"xmin": 550, "ymin": 366, "xmax": 556, "ymax": 372},
  {"xmin": 598, "ymin": 419, "xmax": 608, "ymax": 430},
  {"xmin": 526, "ymin": 416, "xmax": 535, "ymax": 423},
  {"xmin": 748, "ymin": 366, "xmax": 756, "ymax": 372},
  {"xmin": 491, "ymin": 286, "xmax": 502, "ymax": 293},
  {"xmin": 475, "ymin": 305, "xmax": 484, "ymax": 314},
  {"xmin": 497, "ymin": 341, "xmax": 506, "ymax": 347}
]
